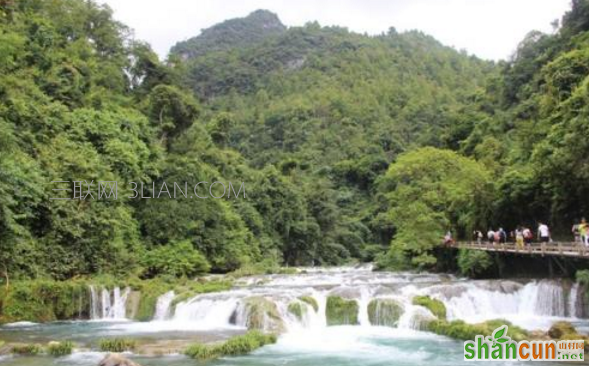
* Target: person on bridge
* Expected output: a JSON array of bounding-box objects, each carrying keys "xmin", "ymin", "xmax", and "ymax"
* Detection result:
[
  {"xmin": 523, "ymin": 227, "xmax": 533, "ymax": 246},
  {"xmin": 580, "ymin": 218, "xmax": 589, "ymax": 247},
  {"xmin": 572, "ymin": 222, "xmax": 581, "ymax": 243},
  {"xmin": 515, "ymin": 227, "xmax": 524, "ymax": 249},
  {"xmin": 487, "ymin": 229, "xmax": 495, "ymax": 244},
  {"xmin": 537, "ymin": 222, "xmax": 550, "ymax": 243},
  {"xmin": 498, "ymin": 227, "xmax": 507, "ymax": 243}
]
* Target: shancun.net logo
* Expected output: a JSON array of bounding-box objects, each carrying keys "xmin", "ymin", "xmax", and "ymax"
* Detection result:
[{"xmin": 464, "ymin": 325, "xmax": 584, "ymax": 361}]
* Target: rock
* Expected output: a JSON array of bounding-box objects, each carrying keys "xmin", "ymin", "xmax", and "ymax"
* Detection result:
[
  {"xmin": 287, "ymin": 301, "xmax": 307, "ymax": 321},
  {"xmin": 237, "ymin": 297, "xmax": 285, "ymax": 333},
  {"xmin": 367, "ymin": 299, "xmax": 403, "ymax": 327},
  {"xmin": 412, "ymin": 295, "xmax": 446, "ymax": 320},
  {"xmin": 548, "ymin": 321, "xmax": 576, "ymax": 339},
  {"xmin": 298, "ymin": 296, "xmax": 318, "ymax": 312},
  {"xmin": 325, "ymin": 296, "xmax": 359, "ymax": 325},
  {"xmin": 98, "ymin": 354, "xmax": 141, "ymax": 366}
]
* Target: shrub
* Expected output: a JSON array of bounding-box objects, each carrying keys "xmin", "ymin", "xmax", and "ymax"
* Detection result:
[
  {"xmin": 47, "ymin": 341, "xmax": 74, "ymax": 356},
  {"xmin": 412, "ymin": 295, "xmax": 446, "ymax": 320},
  {"xmin": 98, "ymin": 338, "xmax": 137, "ymax": 352},
  {"xmin": 12, "ymin": 344, "xmax": 42, "ymax": 355},
  {"xmin": 184, "ymin": 330, "xmax": 277, "ymax": 360},
  {"xmin": 141, "ymin": 240, "xmax": 210, "ymax": 278}
]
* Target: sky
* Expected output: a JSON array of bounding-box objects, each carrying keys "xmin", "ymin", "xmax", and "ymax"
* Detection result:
[{"xmin": 99, "ymin": 0, "xmax": 571, "ymax": 61}]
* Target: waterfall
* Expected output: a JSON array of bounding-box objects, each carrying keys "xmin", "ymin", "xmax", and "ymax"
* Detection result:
[
  {"xmin": 568, "ymin": 283, "xmax": 579, "ymax": 318},
  {"xmin": 89, "ymin": 286, "xmax": 129, "ymax": 320},
  {"xmin": 153, "ymin": 291, "xmax": 175, "ymax": 321},
  {"xmin": 173, "ymin": 296, "xmax": 240, "ymax": 329}
]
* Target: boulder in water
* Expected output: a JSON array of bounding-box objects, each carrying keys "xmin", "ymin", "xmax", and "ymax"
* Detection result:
[
  {"xmin": 298, "ymin": 296, "xmax": 318, "ymax": 312},
  {"xmin": 326, "ymin": 296, "xmax": 359, "ymax": 325},
  {"xmin": 287, "ymin": 301, "xmax": 307, "ymax": 321},
  {"xmin": 548, "ymin": 321, "xmax": 576, "ymax": 339},
  {"xmin": 367, "ymin": 299, "xmax": 403, "ymax": 327},
  {"xmin": 98, "ymin": 354, "xmax": 141, "ymax": 366},
  {"xmin": 412, "ymin": 295, "xmax": 446, "ymax": 320},
  {"xmin": 240, "ymin": 297, "xmax": 285, "ymax": 333}
]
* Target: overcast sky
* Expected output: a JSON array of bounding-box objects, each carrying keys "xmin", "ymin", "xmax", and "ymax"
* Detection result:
[{"xmin": 99, "ymin": 0, "xmax": 571, "ymax": 61}]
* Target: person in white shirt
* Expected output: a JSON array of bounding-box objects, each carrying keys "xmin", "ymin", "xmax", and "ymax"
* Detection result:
[{"xmin": 538, "ymin": 222, "xmax": 550, "ymax": 243}]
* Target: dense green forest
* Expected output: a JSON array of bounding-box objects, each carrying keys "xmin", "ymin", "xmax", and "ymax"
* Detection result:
[{"xmin": 1, "ymin": 0, "xmax": 588, "ymax": 280}]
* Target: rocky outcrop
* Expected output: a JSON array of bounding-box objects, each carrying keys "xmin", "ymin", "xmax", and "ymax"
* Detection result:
[
  {"xmin": 367, "ymin": 299, "xmax": 403, "ymax": 327},
  {"xmin": 325, "ymin": 296, "xmax": 359, "ymax": 325},
  {"xmin": 98, "ymin": 354, "xmax": 141, "ymax": 366}
]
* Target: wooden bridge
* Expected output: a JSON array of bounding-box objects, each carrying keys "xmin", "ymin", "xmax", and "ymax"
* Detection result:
[{"xmin": 448, "ymin": 241, "xmax": 589, "ymax": 259}]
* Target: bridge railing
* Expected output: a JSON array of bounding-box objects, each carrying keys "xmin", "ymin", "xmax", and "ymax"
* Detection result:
[{"xmin": 447, "ymin": 241, "xmax": 589, "ymax": 257}]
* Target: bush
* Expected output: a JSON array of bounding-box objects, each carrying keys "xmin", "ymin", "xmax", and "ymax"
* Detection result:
[
  {"xmin": 141, "ymin": 240, "xmax": 210, "ymax": 278},
  {"xmin": 11, "ymin": 344, "xmax": 42, "ymax": 355},
  {"xmin": 412, "ymin": 295, "xmax": 446, "ymax": 320},
  {"xmin": 47, "ymin": 341, "xmax": 74, "ymax": 356},
  {"xmin": 184, "ymin": 330, "xmax": 277, "ymax": 360},
  {"xmin": 98, "ymin": 338, "xmax": 137, "ymax": 352},
  {"xmin": 457, "ymin": 249, "xmax": 492, "ymax": 277}
]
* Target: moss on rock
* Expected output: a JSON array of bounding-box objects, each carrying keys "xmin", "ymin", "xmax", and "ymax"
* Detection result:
[
  {"xmin": 548, "ymin": 321, "xmax": 576, "ymax": 339},
  {"xmin": 241, "ymin": 297, "xmax": 285, "ymax": 333},
  {"xmin": 299, "ymin": 296, "xmax": 318, "ymax": 312},
  {"xmin": 412, "ymin": 295, "xmax": 446, "ymax": 320},
  {"xmin": 287, "ymin": 302, "xmax": 307, "ymax": 321},
  {"xmin": 184, "ymin": 330, "xmax": 277, "ymax": 361},
  {"xmin": 423, "ymin": 319, "xmax": 529, "ymax": 342},
  {"xmin": 367, "ymin": 299, "xmax": 403, "ymax": 327},
  {"xmin": 325, "ymin": 296, "xmax": 359, "ymax": 326}
]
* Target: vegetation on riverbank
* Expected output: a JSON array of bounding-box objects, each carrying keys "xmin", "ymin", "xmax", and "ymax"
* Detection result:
[
  {"xmin": 0, "ymin": 277, "xmax": 232, "ymax": 324},
  {"xmin": 184, "ymin": 330, "xmax": 277, "ymax": 360},
  {"xmin": 99, "ymin": 338, "xmax": 137, "ymax": 352}
]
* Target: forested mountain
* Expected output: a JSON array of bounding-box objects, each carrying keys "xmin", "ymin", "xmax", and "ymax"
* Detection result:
[
  {"xmin": 170, "ymin": 9, "xmax": 286, "ymax": 60},
  {"xmin": 1, "ymin": 0, "xmax": 588, "ymax": 280}
]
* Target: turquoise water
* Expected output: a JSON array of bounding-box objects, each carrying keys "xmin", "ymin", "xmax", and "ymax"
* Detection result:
[{"xmin": 0, "ymin": 326, "xmax": 566, "ymax": 366}]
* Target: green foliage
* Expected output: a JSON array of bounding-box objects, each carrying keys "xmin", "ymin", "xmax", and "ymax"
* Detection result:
[
  {"xmin": 0, "ymin": 280, "xmax": 89, "ymax": 323},
  {"xmin": 98, "ymin": 338, "xmax": 137, "ymax": 352},
  {"xmin": 412, "ymin": 296, "xmax": 446, "ymax": 320},
  {"xmin": 424, "ymin": 319, "xmax": 528, "ymax": 342},
  {"xmin": 141, "ymin": 240, "xmax": 210, "ymax": 278},
  {"xmin": 11, "ymin": 344, "xmax": 42, "ymax": 355},
  {"xmin": 47, "ymin": 341, "xmax": 74, "ymax": 357},
  {"xmin": 457, "ymin": 250, "xmax": 493, "ymax": 277},
  {"xmin": 325, "ymin": 296, "xmax": 359, "ymax": 325},
  {"xmin": 377, "ymin": 148, "xmax": 493, "ymax": 269},
  {"xmin": 184, "ymin": 330, "xmax": 277, "ymax": 360}
]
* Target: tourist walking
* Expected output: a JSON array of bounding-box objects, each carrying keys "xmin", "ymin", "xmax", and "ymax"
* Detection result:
[
  {"xmin": 487, "ymin": 229, "xmax": 495, "ymax": 244},
  {"xmin": 523, "ymin": 227, "xmax": 533, "ymax": 246},
  {"xmin": 572, "ymin": 222, "xmax": 581, "ymax": 243},
  {"xmin": 515, "ymin": 227, "xmax": 524, "ymax": 249},
  {"xmin": 538, "ymin": 222, "xmax": 550, "ymax": 243},
  {"xmin": 580, "ymin": 218, "xmax": 589, "ymax": 247}
]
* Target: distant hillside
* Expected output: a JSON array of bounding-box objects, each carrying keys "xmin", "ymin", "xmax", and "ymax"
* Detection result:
[{"xmin": 170, "ymin": 9, "xmax": 286, "ymax": 59}]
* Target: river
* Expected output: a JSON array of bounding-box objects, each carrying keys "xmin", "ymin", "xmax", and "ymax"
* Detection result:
[{"xmin": 0, "ymin": 265, "xmax": 587, "ymax": 365}]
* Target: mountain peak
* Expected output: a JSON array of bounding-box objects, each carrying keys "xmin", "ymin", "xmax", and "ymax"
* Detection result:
[{"xmin": 170, "ymin": 9, "xmax": 286, "ymax": 59}]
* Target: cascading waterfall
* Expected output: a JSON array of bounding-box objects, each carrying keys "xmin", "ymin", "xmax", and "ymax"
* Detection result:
[
  {"xmin": 568, "ymin": 283, "xmax": 579, "ymax": 318},
  {"xmin": 89, "ymin": 286, "xmax": 130, "ymax": 320},
  {"xmin": 97, "ymin": 268, "xmax": 585, "ymax": 335},
  {"xmin": 153, "ymin": 291, "xmax": 175, "ymax": 321}
]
